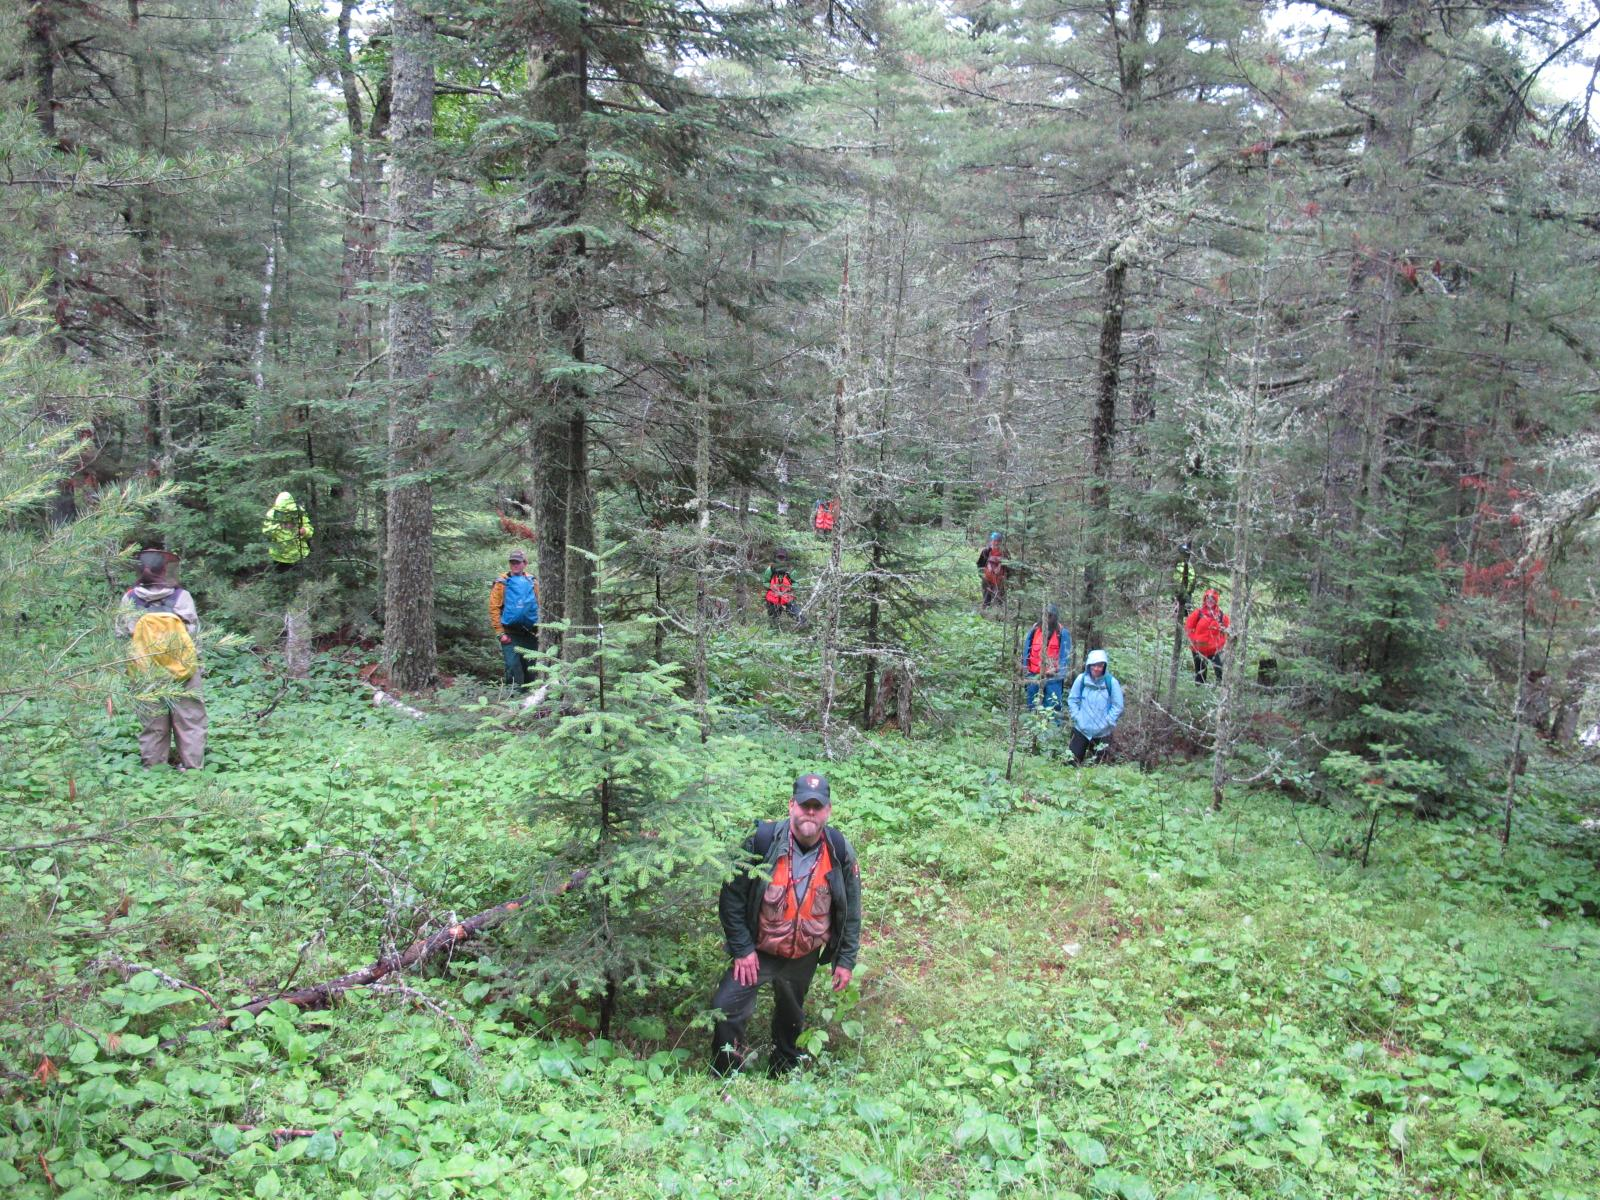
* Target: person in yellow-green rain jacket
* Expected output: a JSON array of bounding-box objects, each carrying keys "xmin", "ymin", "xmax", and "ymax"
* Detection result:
[{"xmin": 263, "ymin": 491, "xmax": 313, "ymax": 569}]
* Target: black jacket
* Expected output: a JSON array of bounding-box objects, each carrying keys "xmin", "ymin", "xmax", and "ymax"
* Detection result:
[{"xmin": 718, "ymin": 819, "xmax": 861, "ymax": 971}]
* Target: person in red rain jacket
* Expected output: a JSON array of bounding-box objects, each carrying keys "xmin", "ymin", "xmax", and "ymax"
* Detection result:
[{"xmin": 1184, "ymin": 588, "xmax": 1230, "ymax": 684}]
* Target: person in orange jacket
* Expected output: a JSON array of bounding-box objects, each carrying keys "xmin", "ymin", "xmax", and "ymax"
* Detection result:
[
  {"xmin": 489, "ymin": 550, "xmax": 540, "ymax": 688},
  {"xmin": 1184, "ymin": 588, "xmax": 1229, "ymax": 684}
]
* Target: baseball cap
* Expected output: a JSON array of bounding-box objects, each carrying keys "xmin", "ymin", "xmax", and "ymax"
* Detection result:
[
  {"xmin": 793, "ymin": 772, "xmax": 830, "ymax": 806},
  {"xmin": 508, "ymin": 549, "xmax": 527, "ymax": 562}
]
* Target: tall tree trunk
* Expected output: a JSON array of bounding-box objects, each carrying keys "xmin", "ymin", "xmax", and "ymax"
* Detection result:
[
  {"xmin": 1316, "ymin": 0, "xmax": 1427, "ymax": 600},
  {"xmin": 1210, "ymin": 164, "xmax": 1281, "ymax": 811},
  {"xmin": 1500, "ymin": 572, "xmax": 1532, "ymax": 846},
  {"xmin": 861, "ymin": 208, "xmax": 913, "ymax": 731},
  {"xmin": 1166, "ymin": 600, "xmax": 1184, "ymax": 717},
  {"xmin": 967, "ymin": 252, "xmax": 992, "ymax": 413},
  {"xmin": 1128, "ymin": 326, "xmax": 1157, "ymax": 486},
  {"xmin": 381, "ymin": 0, "xmax": 437, "ymax": 691},
  {"xmin": 252, "ymin": 182, "xmax": 279, "ymax": 391},
  {"xmin": 818, "ymin": 240, "xmax": 851, "ymax": 752},
  {"xmin": 996, "ymin": 214, "xmax": 1025, "ymax": 486},
  {"xmin": 693, "ymin": 233, "xmax": 712, "ymax": 739},
  {"xmin": 527, "ymin": 19, "xmax": 593, "ymax": 662},
  {"xmin": 127, "ymin": 0, "xmax": 166, "ymax": 471},
  {"xmin": 331, "ymin": 3, "xmax": 390, "ymax": 563},
  {"xmin": 1079, "ymin": 249, "xmax": 1127, "ymax": 655},
  {"xmin": 563, "ymin": 409, "xmax": 597, "ymax": 659},
  {"xmin": 535, "ymin": 421, "xmax": 570, "ymax": 652},
  {"xmin": 1077, "ymin": 0, "xmax": 1148, "ymax": 656},
  {"xmin": 26, "ymin": 2, "xmax": 62, "ymax": 331},
  {"xmin": 26, "ymin": 4, "xmax": 57, "ymax": 144},
  {"xmin": 335, "ymin": 0, "xmax": 388, "ymax": 365}
]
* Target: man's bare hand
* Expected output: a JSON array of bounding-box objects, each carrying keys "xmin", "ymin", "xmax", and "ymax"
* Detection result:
[
  {"xmin": 732, "ymin": 952, "xmax": 759, "ymax": 987},
  {"xmin": 831, "ymin": 967, "xmax": 852, "ymax": 992}
]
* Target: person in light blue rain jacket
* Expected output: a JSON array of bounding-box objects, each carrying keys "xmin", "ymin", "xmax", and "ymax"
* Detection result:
[{"xmin": 1066, "ymin": 648, "xmax": 1123, "ymax": 765}]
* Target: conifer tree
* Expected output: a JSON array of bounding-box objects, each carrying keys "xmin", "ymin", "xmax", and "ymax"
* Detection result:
[
  {"xmin": 381, "ymin": 0, "xmax": 439, "ymax": 690},
  {"xmin": 508, "ymin": 610, "xmax": 726, "ymax": 1035}
]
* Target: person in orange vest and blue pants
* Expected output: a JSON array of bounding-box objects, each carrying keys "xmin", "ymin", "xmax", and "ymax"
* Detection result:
[
  {"xmin": 711, "ymin": 772, "xmax": 861, "ymax": 1077},
  {"xmin": 1021, "ymin": 603, "xmax": 1071, "ymax": 721},
  {"xmin": 764, "ymin": 554, "xmax": 794, "ymax": 626}
]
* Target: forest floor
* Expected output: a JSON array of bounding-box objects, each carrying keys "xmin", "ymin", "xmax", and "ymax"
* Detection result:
[{"xmin": 2, "ymin": 596, "xmax": 1598, "ymax": 1200}]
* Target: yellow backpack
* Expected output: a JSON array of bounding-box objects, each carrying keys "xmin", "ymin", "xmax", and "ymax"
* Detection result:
[{"xmin": 127, "ymin": 592, "xmax": 198, "ymax": 683}]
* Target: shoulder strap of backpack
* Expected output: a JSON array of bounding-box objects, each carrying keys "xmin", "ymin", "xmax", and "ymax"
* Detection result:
[
  {"xmin": 824, "ymin": 825, "xmax": 853, "ymax": 868},
  {"xmin": 753, "ymin": 819, "xmax": 779, "ymax": 857},
  {"xmin": 131, "ymin": 591, "xmax": 179, "ymax": 616}
]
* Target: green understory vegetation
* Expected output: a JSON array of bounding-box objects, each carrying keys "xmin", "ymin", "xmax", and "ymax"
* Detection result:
[{"xmin": 2, "ymin": 601, "xmax": 1597, "ymax": 1200}]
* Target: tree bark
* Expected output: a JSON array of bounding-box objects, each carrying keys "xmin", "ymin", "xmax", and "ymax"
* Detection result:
[
  {"xmin": 26, "ymin": 2, "xmax": 63, "ymax": 338},
  {"xmin": 525, "ymin": 20, "xmax": 593, "ymax": 662},
  {"xmin": 535, "ymin": 419, "xmax": 570, "ymax": 652},
  {"xmin": 1077, "ymin": 0, "xmax": 1148, "ymax": 657},
  {"xmin": 818, "ymin": 240, "xmax": 851, "ymax": 751},
  {"xmin": 127, "ymin": 0, "xmax": 167, "ymax": 471},
  {"xmin": 26, "ymin": 3, "xmax": 58, "ymax": 144},
  {"xmin": 563, "ymin": 408, "xmax": 598, "ymax": 658},
  {"xmin": 1079, "ymin": 250, "xmax": 1126, "ymax": 655},
  {"xmin": 693, "ymin": 233, "xmax": 712, "ymax": 739},
  {"xmin": 381, "ymin": 0, "xmax": 438, "ymax": 692},
  {"xmin": 1210, "ymin": 163, "xmax": 1281, "ymax": 811},
  {"xmin": 1316, "ymin": 0, "xmax": 1427, "ymax": 599},
  {"xmin": 284, "ymin": 605, "xmax": 312, "ymax": 680},
  {"xmin": 1501, "ymin": 571, "xmax": 1532, "ymax": 846},
  {"xmin": 1549, "ymin": 645, "xmax": 1598, "ymax": 743},
  {"xmin": 335, "ymin": 0, "xmax": 388, "ymax": 364}
]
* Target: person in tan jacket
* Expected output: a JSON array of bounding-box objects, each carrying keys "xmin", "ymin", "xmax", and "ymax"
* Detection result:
[{"xmin": 116, "ymin": 548, "xmax": 207, "ymax": 770}]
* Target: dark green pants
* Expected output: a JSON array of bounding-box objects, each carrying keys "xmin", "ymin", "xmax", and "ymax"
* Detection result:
[
  {"xmin": 710, "ymin": 947, "xmax": 821, "ymax": 1077},
  {"xmin": 500, "ymin": 626, "xmax": 538, "ymax": 688}
]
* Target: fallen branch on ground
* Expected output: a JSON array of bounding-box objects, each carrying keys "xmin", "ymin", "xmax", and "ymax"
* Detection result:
[
  {"xmin": 92, "ymin": 954, "xmax": 225, "ymax": 1014},
  {"xmin": 3, "ymin": 813, "xmax": 188, "ymax": 854},
  {"xmin": 253, "ymin": 676, "xmax": 292, "ymax": 721},
  {"xmin": 230, "ymin": 1125, "xmax": 343, "ymax": 1148},
  {"xmin": 228, "ymin": 867, "xmax": 589, "ymax": 1021},
  {"xmin": 370, "ymin": 981, "xmax": 482, "ymax": 1061},
  {"xmin": 362, "ymin": 682, "xmax": 428, "ymax": 720}
]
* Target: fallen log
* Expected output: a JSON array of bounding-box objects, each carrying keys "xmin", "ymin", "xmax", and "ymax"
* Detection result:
[
  {"xmin": 234, "ymin": 867, "xmax": 589, "ymax": 1017},
  {"xmin": 153, "ymin": 869, "xmax": 593, "ymax": 1053},
  {"xmin": 149, "ymin": 868, "xmax": 592, "ymax": 1050},
  {"xmin": 362, "ymin": 681, "xmax": 428, "ymax": 720}
]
